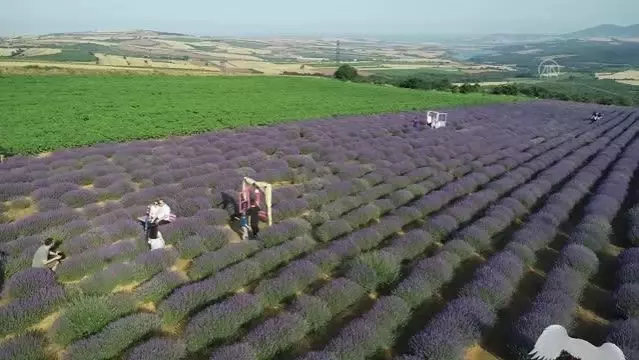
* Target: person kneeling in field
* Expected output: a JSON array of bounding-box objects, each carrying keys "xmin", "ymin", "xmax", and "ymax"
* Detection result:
[
  {"xmin": 32, "ymin": 238, "xmax": 64, "ymax": 271},
  {"xmin": 138, "ymin": 199, "xmax": 174, "ymax": 250}
]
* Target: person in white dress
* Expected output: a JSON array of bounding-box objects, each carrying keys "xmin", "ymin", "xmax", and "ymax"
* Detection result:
[{"xmin": 138, "ymin": 199, "xmax": 172, "ymax": 250}]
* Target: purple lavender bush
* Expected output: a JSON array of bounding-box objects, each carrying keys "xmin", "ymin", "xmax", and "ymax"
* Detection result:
[
  {"xmin": 557, "ymin": 244, "xmax": 599, "ymax": 277},
  {"xmin": 614, "ymin": 284, "xmax": 639, "ymax": 318},
  {"xmin": 244, "ymin": 311, "xmax": 309, "ymax": 359},
  {"xmin": 134, "ymin": 270, "xmax": 187, "ymax": 303},
  {"xmin": 184, "ymin": 293, "xmax": 264, "ymax": 352},
  {"xmin": 159, "ymin": 260, "xmax": 262, "ymax": 325},
  {"xmin": 3, "ymin": 267, "xmax": 58, "ymax": 300},
  {"xmin": 0, "ymin": 286, "xmax": 66, "ymax": 336},
  {"xmin": 291, "ymin": 295, "xmax": 332, "ymax": 331},
  {"xmin": 174, "ymin": 235, "xmax": 208, "ymax": 259},
  {"xmin": 628, "ymin": 205, "xmax": 639, "ymax": 246},
  {"xmin": 125, "ymin": 337, "xmax": 187, "ymax": 360},
  {"xmin": 316, "ymin": 278, "xmax": 366, "ymax": 315},
  {"xmin": 425, "ymin": 214, "xmax": 459, "ymax": 240},
  {"xmin": 456, "ymin": 225, "xmax": 492, "ymax": 252},
  {"xmin": 188, "ymin": 241, "xmax": 261, "ymax": 280},
  {"xmin": 408, "ymin": 297, "xmax": 496, "ymax": 360},
  {"xmin": 50, "ymin": 293, "xmax": 137, "ymax": 346},
  {"xmin": 460, "ymin": 270, "xmax": 515, "ymax": 309},
  {"xmin": 63, "ymin": 313, "xmax": 161, "ymax": 360},
  {"xmin": 297, "ymin": 352, "xmax": 339, "ymax": 360},
  {"xmin": 618, "ymin": 263, "xmax": 639, "ymax": 284},
  {"xmin": 606, "ymin": 318, "xmax": 639, "ymax": 354},
  {"xmin": 325, "ymin": 318, "xmax": 394, "ymax": 360},
  {"xmin": 60, "ymin": 189, "xmax": 100, "ymax": 208},
  {"xmin": 260, "ymin": 218, "xmax": 312, "ymax": 248},
  {"xmin": 255, "ymin": 260, "xmax": 321, "ymax": 306},
  {"xmin": 441, "ymin": 239, "xmax": 476, "ymax": 260},
  {"xmin": 387, "ymin": 229, "xmax": 434, "ymax": 260},
  {"xmin": 0, "ymin": 331, "xmax": 48, "ymax": 360},
  {"xmin": 619, "ymin": 248, "xmax": 639, "ymax": 266},
  {"xmin": 209, "ymin": 343, "xmax": 257, "ymax": 360},
  {"xmin": 343, "ymin": 204, "xmax": 381, "ymax": 229},
  {"xmin": 253, "ymin": 235, "xmax": 315, "ymax": 271},
  {"xmin": 315, "ymin": 219, "xmax": 353, "ymax": 243}
]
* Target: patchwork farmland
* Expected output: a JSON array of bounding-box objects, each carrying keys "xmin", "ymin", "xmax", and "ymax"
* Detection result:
[{"xmin": 1, "ymin": 99, "xmax": 639, "ymax": 360}]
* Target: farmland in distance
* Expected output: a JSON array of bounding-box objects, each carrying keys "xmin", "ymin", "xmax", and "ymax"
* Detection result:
[{"xmin": 0, "ymin": 75, "xmax": 519, "ymax": 155}]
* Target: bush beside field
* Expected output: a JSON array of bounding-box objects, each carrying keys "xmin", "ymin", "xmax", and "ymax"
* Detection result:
[{"xmin": 0, "ymin": 75, "xmax": 520, "ymax": 155}]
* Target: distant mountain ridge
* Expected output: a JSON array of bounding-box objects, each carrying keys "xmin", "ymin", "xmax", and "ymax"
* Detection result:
[{"xmin": 563, "ymin": 24, "xmax": 639, "ymax": 38}]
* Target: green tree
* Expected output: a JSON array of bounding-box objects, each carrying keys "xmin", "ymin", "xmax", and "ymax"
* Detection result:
[{"xmin": 334, "ymin": 64, "xmax": 358, "ymax": 81}]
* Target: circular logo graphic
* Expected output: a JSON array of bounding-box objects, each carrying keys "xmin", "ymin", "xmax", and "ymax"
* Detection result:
[{"xmin": 538, "ymin": 59, "xmax": 562, "ymax": 78}]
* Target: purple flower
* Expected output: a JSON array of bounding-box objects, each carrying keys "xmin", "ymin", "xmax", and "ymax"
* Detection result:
[
  {"xmin": 12, "ymin": 209, "xmax": 77, "ymax": 237},
  {"xmin": 291, "ymin": 295, "xmax": 331, "ymax": 331},
  {"xmin": 0, "ymin": 182, "xmax": 35, "ymax": 202},
  {"xmin": 441, "ymin": 239, "xmax": 476, "ymax": 260},
  {"xmin": 618, "ymin": 263, "xmax": 639, "ymax": 284},
  {"xmin": 456, "ymin": 225, "xmax": 492, "ymax": 252},
  {"xmin": 614, "ymin": 284, "xmax": 639, "ymax": 318},
  {"xmin": 274, "ymin": 198, "xmax": 310, "ymax": 222},
  {"xmin": 557, "ymin": 244, "xmax": 599, "ymax": 277},
  {"xmin": 255, "ymin": 260, "xmax": 321, "ymax": 306},
  {"xmin": 134, "ymin": 270, "xmax": 187, "ymax": 303},
  {"xmin": 619, "ymin": 248, "xmax": 639, "ymax": 267},
  {"xmin": 325, "ymin": 318, "xmax": 394, "ymax": 360},
  {"xmin": 260, "ymin": 218, "xmax": 312, "ymax": 247},
  {"xmin": 390, "ymin": 189, "xmax": 415, "ymax": 208},
  {"xmin": 607, "ymin": 318, "xmax": 639, "ymax": 353},
  {"xmin": 316, "ymin": 278, "xmax": 366, "ymax": 315},
  {"xmin": 134, "ymin": 247, "xmax": 179, "ymax": 275},
  {"xmin": 306, "ymin": 249, "xmax": 341, "ymax": 272},
  {"xmin": 61, "ymin": 227, "xmax": 110, "ymax": 255},
  {"xmin": 371, "ymin": 215, "xmax": 405, "ymax": 239},
  {"xmin": 0, "ymin": 331, "xmax": 47, "ymax": 360},
  {"xmin": 60, "ymin": 189, "xmax": 99, "ymax": 208},
  {"xmin": 184, "ymin": 293, "xmax": 263, "ymax": 352},
  {"xmin": 485, "ymin": 251, "xmax": 525, "ymax": 284},
  {"xmin": 244, "ymin": 311, "xmax": 309, "ymax": 359},
  {"xmin": 64, "ymin": 313, "xmax": 161, "ymax": 360},
  {"xmin": 297, "ymin": 352, "xmax": 339, "ymax": 360},
  {"xmin": 188, "ymin": 241, "xmax": 261, "ymax": 280},
  {"xmin": 543, "ymin": 265, "xmax": 588, "ymax": 300},
  {"xmin": 363, "ymin": 295, "xmax": 411, "ymax": 329},
  {"xmin": 2, "ymin": 267, "xmax": 58, "ymax": 300},
  {"xmin": 343, "ymin": 204, "xmax": 382, "ymax": 229},
  {"xmin": 585, "ymin": 194, "xmax": 621, "ymax": 221},
  {"xmin": 387, "ymin": 229, "xmax": 434, "ymax": 260},
  {"xmin": 315, "ymin": 219, "xmax": 353, "ymax": 243},
  {"xmin": 159, "ymin": 260, "xmax": 262, "ymax": 325},
  {"xmin": 425, "ymin": 214, "xmax": 459, "ymax": 240},
  {"xmin": 461, "ymin": 269, "xmax": 514, "ymax": 309},
  {"xmin": 418, "ymin": 296, "xmax": 496, "ymax": 347},
  {"xmin": 93, "ymin": 173, "xmax": 130, "ymax": 188},
  {"xmin": 0, "ymin": 286, "xmax": 66, "ymax": 336},
  {"xmin": 209, "ymin": 343, "xmax": 257, "ymax": 360}
]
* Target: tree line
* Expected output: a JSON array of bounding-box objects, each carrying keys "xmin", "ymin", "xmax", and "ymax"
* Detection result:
[{"xmin": 332, "ymin": 64, "xmax": 638, "ymax": 106}]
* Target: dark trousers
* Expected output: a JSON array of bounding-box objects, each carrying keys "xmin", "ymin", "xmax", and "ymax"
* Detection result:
[
  {"xmin": 251, "ymin": 223, "xmax": 259, "ymax": 237},
  {"xmin": 138, "ymin": 219, "xmax": 170, "ymax": 239}
]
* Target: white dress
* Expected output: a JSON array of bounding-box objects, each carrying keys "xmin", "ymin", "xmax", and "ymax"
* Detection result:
[{"xmin": 148, "ymin": 231, "xmax": 166, "ymax": 250}]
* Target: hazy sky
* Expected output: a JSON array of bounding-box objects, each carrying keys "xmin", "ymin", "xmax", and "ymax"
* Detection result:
[{"xmin": 0, "ymin": 0, "xmax": 636, "ymax": 37}]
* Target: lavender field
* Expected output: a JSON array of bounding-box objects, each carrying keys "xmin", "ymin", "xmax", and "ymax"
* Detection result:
[{"xmin": 1, "ymin": 100, "xmax": 639, "ymax": 360}]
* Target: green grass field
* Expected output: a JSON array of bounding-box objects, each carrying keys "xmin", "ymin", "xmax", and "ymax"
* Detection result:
[{"xmin": 0, "ymin": 75, "xmax": 521, "ymax": 155}]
